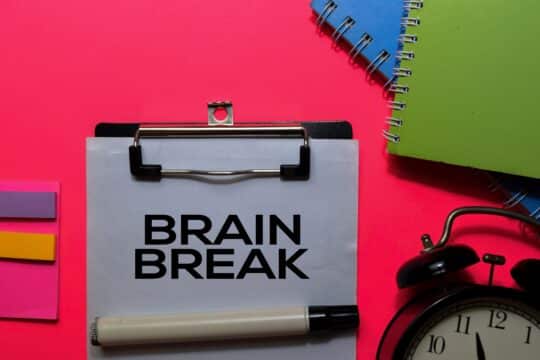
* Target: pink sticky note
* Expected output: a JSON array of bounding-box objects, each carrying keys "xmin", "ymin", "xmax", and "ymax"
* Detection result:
[{"xmin": 0, "ymin": 181, "xmax": 59, "ymax": 320}]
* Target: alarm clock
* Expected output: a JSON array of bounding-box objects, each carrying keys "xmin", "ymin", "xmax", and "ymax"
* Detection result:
[{"xmin": 377, "ymin": 207, "xmax": 540, "ymax": 360}]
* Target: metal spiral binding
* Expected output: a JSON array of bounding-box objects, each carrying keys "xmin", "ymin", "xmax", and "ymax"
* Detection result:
[
  {"xmin": 393, "ymin": 68, "xmax": 412, "ymax": 77},
  {"xmin": 316, "ymin": 0, "xmax": 337, "ymax": 28},
  {"xmin": 504, "ymin": 193, "xmax": 540, "ymax": 220},
  {"xmin": 487, "ymin": 178, "xmax": 502, "ymax": 192},
  {"xmin": 503, "ymin": 191, "xmax": 529, "ymax": 209},
  {"xmin": 488, "ymin": 176, "xmax": 540, "ymax": 220},
  {"xmin": 401, "ymin": 17, "xmax": 421, "ymax": 27},
  {"xmin": 404, "ymin": 0, "xmax": 424, "ymax": 10},
  {"xmin": 332, "ymin": 16, "xmax": 355, "ymax": 43},
  {"xmin": 349, "ymin": 33, "xmax": 373, "ymax": 61},
  {"xmin": 366, "ymin": 51, "xmax": 390, "ymax": 76},
  {"xmin": 382, "ymin": 130, "xmax": 400, "ymax": 143},
  {"xmin": 386, "ymin": 117, "xmax": 403, "ymax": 127},
  {"xmin": 389, "ymin": 101, "xmax": 406, "ymax": 111},
  {"xmin": 384, "ymin": 0, "xmax": 424, "ymax": 144},
  {"xmin": 316, "ymin": 0, "xmax": 393, "ymax": 77},
  {"xmin": 396, "ymin": 50, "xmax": 415, "ymax": 61},
  {"xmin": 531, "ymin": 207, "xmax": 540, "ymax": 220},
  {"xmin": 400, "ymin": 34, "xmax": 418, "ymax": 44},
  {"xmin": 388, "ymin": 84, "xmax": 409, "ymax": 94}
]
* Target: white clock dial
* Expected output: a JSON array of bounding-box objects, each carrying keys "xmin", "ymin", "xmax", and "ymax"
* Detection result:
[{"xmin": 406, "ymin": 300, "xmax": 539, "ymax": 360}]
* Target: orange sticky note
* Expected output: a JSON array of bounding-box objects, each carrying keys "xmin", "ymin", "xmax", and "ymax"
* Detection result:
[{"xmin": 0, "ymin": 231, "xmax": 56, "ymax": 261}]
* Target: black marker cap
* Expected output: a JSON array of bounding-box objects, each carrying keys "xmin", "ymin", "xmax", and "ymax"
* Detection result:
[{"xmin": 308, "ymin": 305, "xmax": 359, "ymax": 333}]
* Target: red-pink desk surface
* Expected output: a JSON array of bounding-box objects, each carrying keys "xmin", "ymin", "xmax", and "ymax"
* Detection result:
[{"xmin": 0, "ymin": 1, "xmax": 538, "ymax": 358}]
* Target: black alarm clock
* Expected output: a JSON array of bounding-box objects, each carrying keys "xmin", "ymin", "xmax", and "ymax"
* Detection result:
[{"xmin": 377, "ymin": 207, "xmax": 540, "ymax": 360}]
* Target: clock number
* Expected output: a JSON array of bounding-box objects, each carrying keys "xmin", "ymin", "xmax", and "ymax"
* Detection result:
[
  {"xmin": 455, "ymin": 314, "xmax": 471, "ymax": 334},
  {"xmin": 427, "ymin": 335, "xmax": 446, "ymax": 354},
  {"xmin": 488, "ymin": 309, "xmax": 507, "ymax": 330},
  {"xmin": 525, "ymin": 326, "xmax": 532, "ymax": 344}
]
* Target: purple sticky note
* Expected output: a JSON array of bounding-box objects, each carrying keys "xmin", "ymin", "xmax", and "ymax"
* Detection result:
[{"xmin": 0, "ymin": 191, "xmax": 57, "ymax": 219}]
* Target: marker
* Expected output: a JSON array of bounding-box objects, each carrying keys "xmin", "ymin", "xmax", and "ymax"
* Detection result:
[{"xmin": 91, "ymin": 305, "xmax": 359, "ymax": 347}]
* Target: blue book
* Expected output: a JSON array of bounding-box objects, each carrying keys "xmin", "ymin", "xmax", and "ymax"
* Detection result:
[
  {"xmin": 311, "ymin": 0, "xmax": 407, "ymax": 81},
  {"xmin": 311, "ymin": 0, "xmax": 540, "ymax": 218},
  {"xmin": 494, "ymin": 175, "xmax": 540, "ymax": 219}
]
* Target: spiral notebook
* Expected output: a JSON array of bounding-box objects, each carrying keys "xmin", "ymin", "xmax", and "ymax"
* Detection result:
[
  {"xmin": 384, "ymin": 0, "xmax": 540, "ymax": 179},
  {"xmin": 311, "ymin": 0, "xmax": 408, "ymax": 81},
  {"xmin": 492, "ymin": 175, "xmax": 540, "ymax": 220}
]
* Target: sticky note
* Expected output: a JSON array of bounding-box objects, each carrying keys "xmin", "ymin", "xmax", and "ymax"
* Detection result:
[
  {"xmin": 0, "ymin": 181, "xmax": 59, "ymax": 320},
  {"xmin": 0, "ymin": 191, "xmax": 56, "ymax": 219},
  {"xmin": 0, "ymin": 231, "xmax": 56, "ymax": 261}
]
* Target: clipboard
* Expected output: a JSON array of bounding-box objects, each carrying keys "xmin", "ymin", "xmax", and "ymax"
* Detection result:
[
  {"xmin": 95, "ymin": 102, "xmax": 352, "ymax": 181},
  {"xmin": 87, "ymin": 102, "xmax": 359, "ymax": 360}
]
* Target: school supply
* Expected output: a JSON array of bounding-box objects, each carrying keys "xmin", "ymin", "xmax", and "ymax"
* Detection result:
[
  {"xmin": 0, "ymin": 231, "xmax": 56, "ymax": 261},
  {"xmin": 87, "ymin": 103, "xmax": 359, "ymax": 360},
  {"xmin": 311, "ymin": 0, "xmax": 407, "ymax": 81},
  {"xmin": 492, "ymin": 175, "xmax": 540, "ymax": 219},
  {"xmin": 0, "ymin": 191, "xmax": 56, "ymax": 219},
  {"xmin": 91, "ymin": 305, "xmax": 359, "ymax": 347},
  {"xmin": 384, "ymin": 0, "xmax": 540, "ymax": 179},
  {"xmin": 0, "ymin": 181, "xmax": 60, "ymax": 320}
]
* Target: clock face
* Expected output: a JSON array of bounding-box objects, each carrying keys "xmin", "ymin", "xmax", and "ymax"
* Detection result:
[{"xmin": 403, "ymin": 297, "xmax": 539, "ymax": 360}]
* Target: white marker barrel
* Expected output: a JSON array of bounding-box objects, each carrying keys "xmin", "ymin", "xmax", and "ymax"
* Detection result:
[{"xmin": 92, "ymin": 305, "xmax": 358, "ymax": 347}]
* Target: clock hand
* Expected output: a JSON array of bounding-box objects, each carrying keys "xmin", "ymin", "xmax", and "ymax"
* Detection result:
[{"xmin": 475, "ymin": 332, "xmax": 486, "ymax": 360}]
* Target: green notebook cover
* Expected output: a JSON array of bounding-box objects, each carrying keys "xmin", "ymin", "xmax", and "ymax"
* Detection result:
[{"xmin": 386, "ymin": 0, "xmax": 540, "ymax": 179}]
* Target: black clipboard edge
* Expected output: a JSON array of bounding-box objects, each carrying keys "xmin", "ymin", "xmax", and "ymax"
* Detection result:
[{"xmin": 94, "ymin": 121, "xmax": 353, "ymax": 139}]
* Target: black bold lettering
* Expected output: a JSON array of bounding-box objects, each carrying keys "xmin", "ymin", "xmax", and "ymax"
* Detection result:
[
  {"xmin": 214, "ymin": 215, "xmax": 253, "ymax": 245},
  {"xmin": 207, "ymin": 249, "xmax": 235, "ymax": 279},
  {"xmin": 270, "ymin": 215, "xmax": 300, "ymax": 245},
  {"xmin": 145, "ymin": 215, "xmax": 176, "ymax": 245},
  {"xmin": 255, "ymin": 214, "xmax": 264, "ymax": 245},
  {"xmin": 181, "ymin": 215, "xmax": 212, "ymax": 245},
  {"xmin": 135, "ymin": 249, "xmax": 167, "ymax": 279},
  {"xmin": 237, "ymin": 249, "xmax": 276, "ymax": 279},
  {"xmin": 171, "ymin": 249, "xmax": 203, "ymax": 279},
  {"xmin": 279, "ymin": 248, "xmax": 308, "ymax": 279}
]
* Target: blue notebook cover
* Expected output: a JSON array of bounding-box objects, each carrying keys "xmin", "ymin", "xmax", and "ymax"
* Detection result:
[
  {"xmin": 311, "ymin": 0, "xmax": 406, "ymax": 80},
  {"xmin": 495, "ymin": 175, "xmax": 540, "ymax": 219}
]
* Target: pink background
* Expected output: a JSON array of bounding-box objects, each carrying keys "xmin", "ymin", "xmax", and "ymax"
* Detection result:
[{"xmin": 0, "ymin": 1, "xmax": 538, "ymax": 358}]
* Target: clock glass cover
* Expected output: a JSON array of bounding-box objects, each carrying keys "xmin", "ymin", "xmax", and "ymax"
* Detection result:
[{"xmin": 403, "ymin": 297, "xmax": 539, "ymax": 360}]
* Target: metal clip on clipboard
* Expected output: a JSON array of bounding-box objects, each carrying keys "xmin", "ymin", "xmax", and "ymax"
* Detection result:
[{"xmin": 128, "ymin": 102, "xmax": 310, "ymax": 181}]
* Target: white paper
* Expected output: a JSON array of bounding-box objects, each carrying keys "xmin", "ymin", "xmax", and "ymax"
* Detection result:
[{"xmin": 87, "ymin": 137, "xmax": 358, "ymax": 360}]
